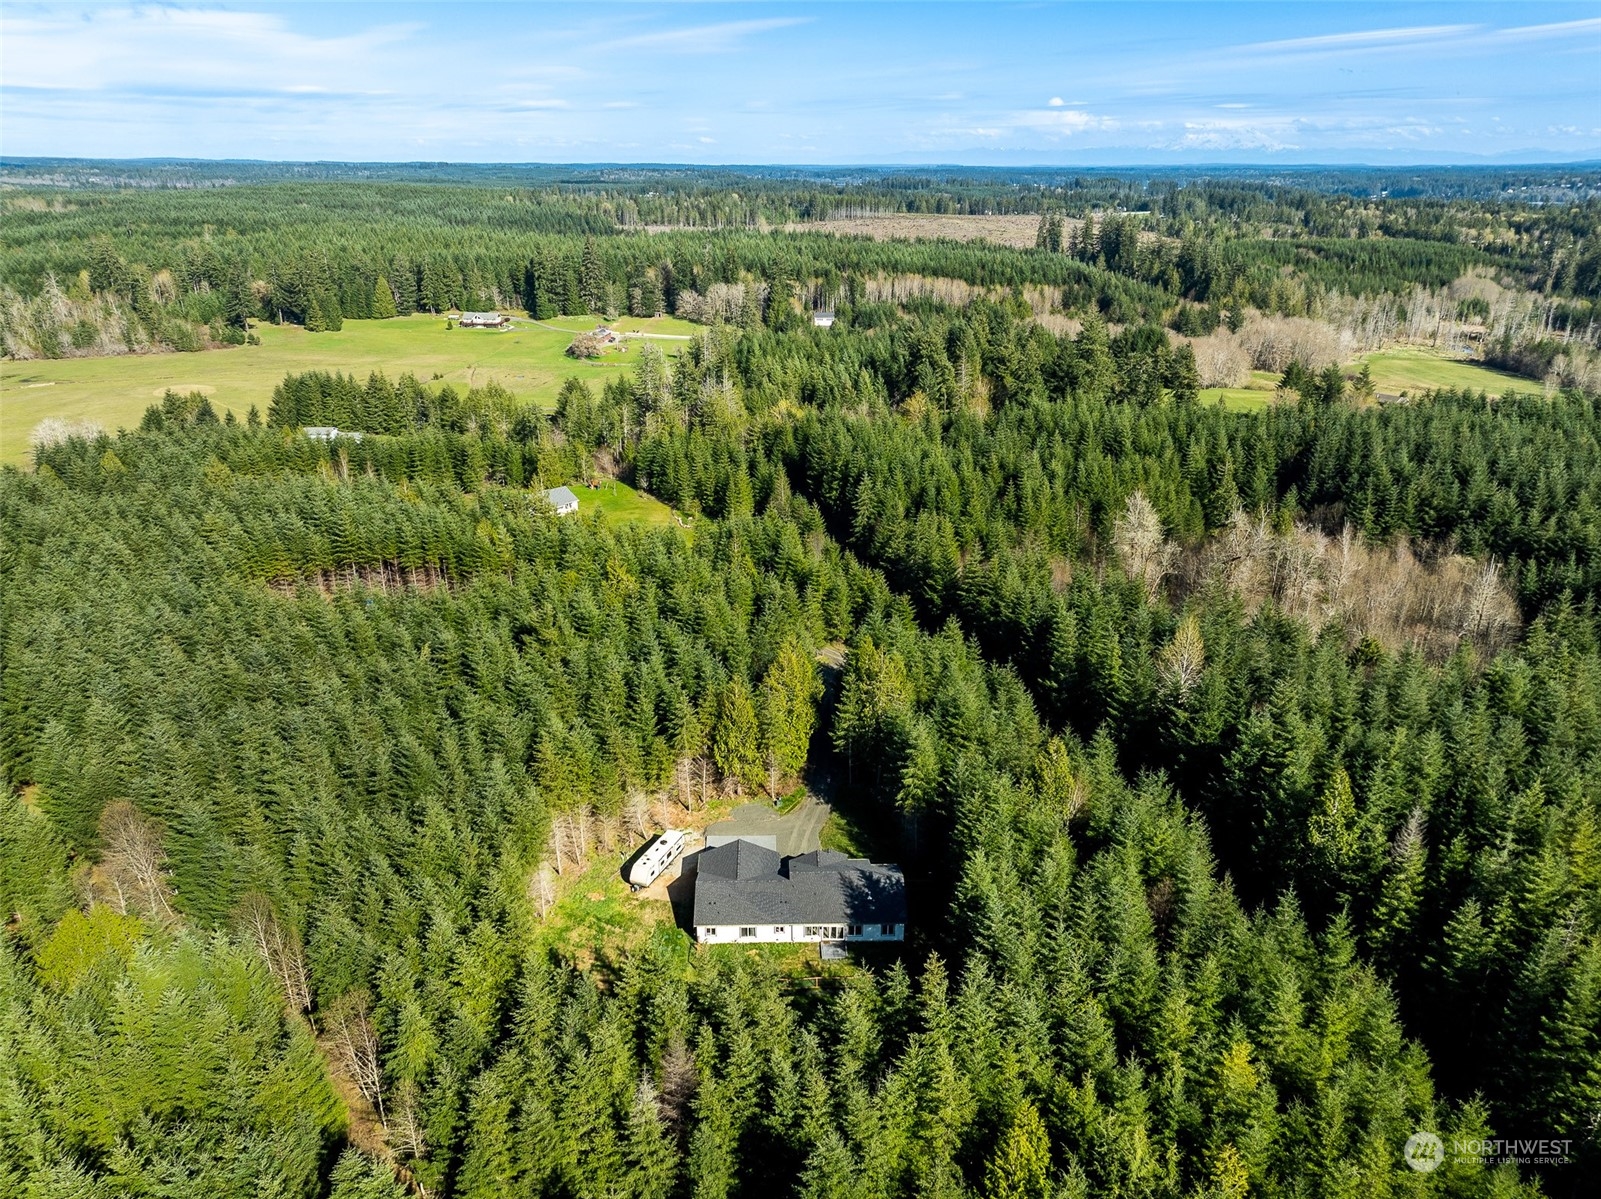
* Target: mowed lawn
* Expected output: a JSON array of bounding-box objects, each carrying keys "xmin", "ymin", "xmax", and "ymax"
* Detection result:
[
  {"xmin": 569, "ymin": 478, "xmax": 680, "ymax": 529},
  {"xmin": 1, "ymin": 312, "xmax": 699, "ymax": 466}
]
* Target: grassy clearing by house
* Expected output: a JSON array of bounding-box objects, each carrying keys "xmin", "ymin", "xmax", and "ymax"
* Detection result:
[
  {"xmin": 819, "ymin": 811, "xmax": 867, "ymax": 857},
  {"xmin": 1354, "ymin": 346, "xmax": 1531, "ymax": 397},
  {"xmin": 1, "ymin": 313, "xmax": 696, "ymax": 466},
  {"xmin": 578, "ymin": 478, "xmax": 681, "ymax": 529},
  {"xmin": 533, "ymin": 853, "xmax": 683, "ymax": 970}
]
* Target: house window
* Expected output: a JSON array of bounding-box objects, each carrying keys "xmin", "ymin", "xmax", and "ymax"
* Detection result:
[
  {"xmin": 846, "ymin": 924, "xmax": 863, "ymax": 937},
  {"xmin": 739, "ymin": 927, "xmax": 757, "ymax": 939},
  {"xmin": 803, "ymin": 926, "xmax": 821, "ymax": 937},
  {"xmin": 881, "ymin": 923, "xmax": 896, "ymax": 935},
  {"xmin": 773, "ymin": 927, "xmax": 785, "ymax": 935}
]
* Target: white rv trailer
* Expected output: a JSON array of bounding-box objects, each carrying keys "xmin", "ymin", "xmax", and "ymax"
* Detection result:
[{"xmin": 628, "ymin": 829, "xmax": 687, "ymax": 890}]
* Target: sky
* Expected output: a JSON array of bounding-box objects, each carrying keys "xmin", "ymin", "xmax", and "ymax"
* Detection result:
[{"xmin": 3, "ymin": 2, "xmax": 1600, "ymax": 165}]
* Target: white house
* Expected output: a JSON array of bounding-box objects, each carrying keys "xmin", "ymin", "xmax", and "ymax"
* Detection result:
[
  {"xmin": 303, "ymin": 426, "xmax": 363, "ymax": 442},
  {"xmin": 544, "ymin": 485, "xmax": 580, "ymax": 516},
  {"xmin": 811, "ymin": 310, "xmax": 836, "ymax": 328},
  {"xmin": 458, "ymin": 312, "xmax": 508, "ymax": 328},
  {"xmin": 691, "ymin": 840, "xmax": 906, "ymax": 945}
]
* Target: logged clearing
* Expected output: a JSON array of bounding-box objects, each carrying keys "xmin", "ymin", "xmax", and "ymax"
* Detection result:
[
  {"xmin": 784, "ymin": 213, "xmax": 1059, "ymax": 248},
  {"xmin": 1, "ymin": 313, "xmax": 698, "ymax": 466}
]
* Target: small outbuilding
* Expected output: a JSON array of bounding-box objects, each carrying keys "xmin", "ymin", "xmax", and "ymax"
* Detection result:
[
  {"xmin": 545, "ymin": 485, "xmax": 580, "ymax": 516},
  {"xmin": 811, "ymin": 310, "xmax": 836, "ymax": 328}
]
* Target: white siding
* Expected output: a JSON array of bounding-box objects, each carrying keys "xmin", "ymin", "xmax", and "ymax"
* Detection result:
[
  {"xmin": 698, "ymin": 924, "xmax": 796, "ymax": 943},
  {"xmin": 696, "ymin": 923, "xmax": 904, "ymax": 944}
]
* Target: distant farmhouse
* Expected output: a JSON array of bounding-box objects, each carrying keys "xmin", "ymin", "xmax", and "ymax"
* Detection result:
[
  {"xmin": 691, "ymin": 840, "xmax": 906, "ymax": 945},
  {"xmin": 303, "ymin": 426, "xmax": 363, "ymax": 442},
  {"xmin": 458, "ymin": 312, "xmax": 508, "ymax": 328},
  {"xmin": 811, "ymin": 310, "xmax": 836, "ymax": 328},
  {"xmin": 544, "ymin": 485, "xmax": 579, "ymax": 515}
]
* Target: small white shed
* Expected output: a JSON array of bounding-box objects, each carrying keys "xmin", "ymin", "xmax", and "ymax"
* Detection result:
[{"xmin": 545, "ymin": 485, "xmax": 580, "ymax": 515}]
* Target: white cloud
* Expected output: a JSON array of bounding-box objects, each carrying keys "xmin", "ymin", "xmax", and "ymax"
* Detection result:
[
  {"xmin": 1014, "ymin": 107, "xmax": 1116, "ymax": 135},
  {"xmin": 1048, "ymin": 96, "xmax": 1064, "ymax": 107},
  {"xmin": 1500, "ymin": 17, "xmax": 1601, "ymax": 39},
  {"xmin": 1, "ymin": 6, "xmax": 420, "ymax": 93},
  {"xmin": 1239, "ymin": 24, "xmax": 1478, "ymax": 55},
  {"xmin": 603, "ymin": 17, "xmax": 808, "ymax": 54}
]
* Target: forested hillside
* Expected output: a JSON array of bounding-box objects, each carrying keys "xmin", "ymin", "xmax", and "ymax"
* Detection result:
[{"xmin": 3, "ymin": 169, "xmax": 1600, "ymax": 1198}]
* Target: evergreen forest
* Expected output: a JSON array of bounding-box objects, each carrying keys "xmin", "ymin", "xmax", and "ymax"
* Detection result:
[{"xmin": 2, "ymin": 164, "xmax": 1600, "ymax": 1198}]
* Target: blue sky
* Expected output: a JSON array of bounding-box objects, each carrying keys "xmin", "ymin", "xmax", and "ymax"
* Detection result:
[{"xmin": 3, "ymin": 2, "xmax": 1600, "ymax": 164}]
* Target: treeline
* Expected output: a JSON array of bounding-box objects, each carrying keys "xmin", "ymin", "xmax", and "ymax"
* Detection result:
[
  {"xmin": 7, "ymin": 172, "xmax": 1596, "ymax": 364},
  {"xmin": 1, "ymin": 420, "xmax": 1560, "ymax": 1194}
]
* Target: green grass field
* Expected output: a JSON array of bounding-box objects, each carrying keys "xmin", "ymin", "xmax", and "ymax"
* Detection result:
[
  {"xmin": 571, "ymin": 479, "xmax": 681, "ymax": 529},
  {"xmin": 1200, "ymin": 369, "xmax": 1280, "ymax": 412},
  {"xmin": 1201, "ymin": 353, "xmax": 1532, "ymax": 413},
  {"xmin": 1355, "ymin": 347, "xmax": 1531, "ymax": 397},
  {"xmin": 1, "ymin": 312, "xmax": 699, "ymax": 466}
]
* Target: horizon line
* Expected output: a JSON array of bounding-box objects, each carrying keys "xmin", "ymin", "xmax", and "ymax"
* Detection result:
[{"xmin": 7, "ymin": 155, "xmax": 1601, "ymax": 172}]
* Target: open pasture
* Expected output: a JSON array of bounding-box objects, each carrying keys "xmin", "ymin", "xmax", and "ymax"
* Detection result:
[
  {"xmin": 1356, "ymin": 346, "xmax": 1532, "ymax": 397},
  {"xmin": 1, "ymin": 312, "xmax": 697, "ymax": 466}
]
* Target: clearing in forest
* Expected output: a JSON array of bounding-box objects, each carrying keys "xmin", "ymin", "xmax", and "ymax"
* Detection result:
[
  {"xmin": 784, "ymin": 213, "xmax": 1053, "ymax": 248},
  {"xmin": 1200, "ymin": 349, "xmax": 1535, "ymax": 412},
  {"xmin": 1356, "ymin": 346, "xmax": 1532, "ymax": 397},
  {"xmin": 0, "ymin": 312, "xmax": 699, "ymax": 466}
]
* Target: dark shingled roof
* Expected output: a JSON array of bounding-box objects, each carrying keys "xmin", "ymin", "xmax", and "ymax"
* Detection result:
[{"xmin": 692, "ymin": 839, "xmax": 906, "ymax": 928}]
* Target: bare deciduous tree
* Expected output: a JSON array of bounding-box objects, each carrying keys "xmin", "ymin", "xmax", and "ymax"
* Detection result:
[
  {"xmin": 625, "ymin": 791, "xmax": 651, "ymax": 840},
  {"xmin": 656, "ymin": 1035, "xmax": 697, "ymax": 1129},
  {"xmin": 326, "ymin": 989, "xmax": 385, "ymax": 1124},
  {"xmin": 1158, "ymin": 615, "xmax": 1207, "ymax": 700},
  {"xmin": 1113, "ymin": 490, "xmax": 1173, "ymax": 603},
  {"xmin": 97, "ymin": 800, "xmax": 177, "ymax": 921},
  {"xmin": 390, "ymin": 1079, "xmax": 429, "ymax": 1175},
  {"xmin": 237, "ymin": 892, "xmax": 313, "ymax": 1020},
  {"xmin": 530, "ymin": 863, "xmax": 557, "ymax": 918}
]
